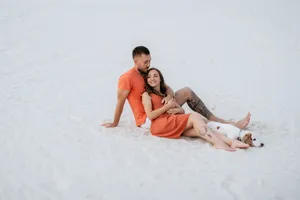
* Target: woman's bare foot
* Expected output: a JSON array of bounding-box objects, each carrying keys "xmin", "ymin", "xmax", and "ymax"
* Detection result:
[
  {"xmin": 213, "ymin": 142, "xmax": 236, "ymax": 152},
  {"xmin": 234, "ymin": 112, "xmax": 251, "ymax": 129},
  {"xmin": 231, "ymin": 140, "xmax": 250, "ymax": 149}
]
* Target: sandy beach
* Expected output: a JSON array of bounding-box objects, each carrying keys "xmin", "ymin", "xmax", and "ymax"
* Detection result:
[{"xmin": 1, "ymin": 0, "xmax": 300, "ymax": 199}]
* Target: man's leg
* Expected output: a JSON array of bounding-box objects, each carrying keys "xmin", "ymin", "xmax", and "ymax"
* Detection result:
[{"xmin": 174, "ymin": 87, "xmax": 251, "ymax": 129}]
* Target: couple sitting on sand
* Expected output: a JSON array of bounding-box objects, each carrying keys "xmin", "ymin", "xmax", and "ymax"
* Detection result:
[{"xmin": 102, "ymin": 46, "xmax": 251, "ymax": 151}]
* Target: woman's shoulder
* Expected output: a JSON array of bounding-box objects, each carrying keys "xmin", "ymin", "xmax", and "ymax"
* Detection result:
[
  {"xmin": 142, "ymin": 91, "xmax": 163, "ymax": 98},
  {"xmin": 142, "ymin": 92, "xmax": 151, "ymax": 98},
  {"xmin": 143, "ymin": 92, "xmax": 161, "ymax": 101}
]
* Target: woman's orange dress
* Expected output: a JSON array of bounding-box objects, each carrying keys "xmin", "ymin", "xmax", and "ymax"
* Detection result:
[{"xmin": 150, "ymin": 94, "xmax": 191, "ymax": 139}]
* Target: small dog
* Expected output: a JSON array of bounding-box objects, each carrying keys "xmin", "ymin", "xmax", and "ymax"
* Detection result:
[{"xmin": 207, "ymin": 121, "xmax": 264, "ymax": 147}]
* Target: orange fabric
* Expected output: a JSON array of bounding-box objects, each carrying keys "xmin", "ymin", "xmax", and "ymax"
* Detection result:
[
  {"xmin": 118, "ymin": 67, "xmax": 146, "ymax": 126},
  {"xmin": 150, "ymin": 94, "xmax": 191, "ymax": 139}
]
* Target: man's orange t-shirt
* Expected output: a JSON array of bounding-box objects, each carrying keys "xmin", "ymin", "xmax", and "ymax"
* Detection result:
[{"xmin": 118, "ymin": 67, "xmax": 146, "ymax": 126}]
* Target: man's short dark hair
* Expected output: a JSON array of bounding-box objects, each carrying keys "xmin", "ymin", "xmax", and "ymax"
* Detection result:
[{"xmin": 132, "ymin": 46, "xmax": 150, "ymax": 58}]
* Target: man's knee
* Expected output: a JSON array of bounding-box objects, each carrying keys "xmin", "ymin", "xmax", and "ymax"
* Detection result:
[
  {"xmin": 182, "ymin": 87, "xmax": 192, "ymax": 94},
  {"xmin": 175, "ymin": 87, "xmax": 192, "ymax": 98}
]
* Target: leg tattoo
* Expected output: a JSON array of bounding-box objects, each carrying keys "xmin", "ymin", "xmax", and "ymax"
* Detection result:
[
  {"xmin": 199, "ymin": 126, "xmax": 212, "ymax": 138},
  {"xmin": 187, "ymin": 90, "xmax": 213, "ymax": 119}
]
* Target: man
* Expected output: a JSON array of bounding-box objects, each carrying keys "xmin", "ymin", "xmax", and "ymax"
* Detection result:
[{"xmin": 102, "ymin": 46, "xmax": 250, "ymax": 129}]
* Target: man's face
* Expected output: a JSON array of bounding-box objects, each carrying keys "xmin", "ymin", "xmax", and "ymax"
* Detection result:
[{"xmin": 134, "ymin": 54, "xmax": 151, "ymax": 74}]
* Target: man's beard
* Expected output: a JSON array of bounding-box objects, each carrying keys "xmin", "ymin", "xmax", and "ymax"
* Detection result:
[{"xmin": 138, "ymin": 69, "xmax": 147, "ymax": 76}]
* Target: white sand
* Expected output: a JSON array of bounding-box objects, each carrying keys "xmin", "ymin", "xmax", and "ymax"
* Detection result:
[{"xmin": 1, "ymin": 0, "xmax": 300, "ymax": 199}]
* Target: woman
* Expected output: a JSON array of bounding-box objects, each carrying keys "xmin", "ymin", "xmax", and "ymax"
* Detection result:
[{"xmin": 142, "ymin": 68, "xmax": 249, "ymax": 151}]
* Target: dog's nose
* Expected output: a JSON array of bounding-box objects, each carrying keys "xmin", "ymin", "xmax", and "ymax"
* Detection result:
[{"xmin": 260, "ymin": 143, "xmax": 264, "ymax": 147}]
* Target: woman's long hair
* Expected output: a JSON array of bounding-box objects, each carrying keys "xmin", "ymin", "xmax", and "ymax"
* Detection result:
[{"xmin": 144, "ymin": 68, "xmax": 167, "ymax": 97}]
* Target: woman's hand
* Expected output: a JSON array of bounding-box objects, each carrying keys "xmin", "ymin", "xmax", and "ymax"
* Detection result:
[
  {"xmin": 166, "ymin": 106, "xmax": 185, "ymax": 115},
  {"xmin": 166, "ymin": 101, "xmax": 185, "ymax": 114},
  {"xmin": 167, "ymin": 108, "xmax": 180, "ymax": 114}
]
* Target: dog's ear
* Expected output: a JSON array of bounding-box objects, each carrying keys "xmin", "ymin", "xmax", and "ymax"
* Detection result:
[{"xmin": 242, "ymin": 133, "xmax": 253, "ymax": 146}]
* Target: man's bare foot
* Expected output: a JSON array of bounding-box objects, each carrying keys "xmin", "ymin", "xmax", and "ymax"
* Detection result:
[
  {"xmin": 234, "ymin": 112, "xmax": 251, "ymax": 129},
  {"xmin": 231, "ymin": 140, "xmax": 250, "ymax": 149},
  {"xmin": 213, "ymin": 142, "xmax": 236, "ymax": 152}
]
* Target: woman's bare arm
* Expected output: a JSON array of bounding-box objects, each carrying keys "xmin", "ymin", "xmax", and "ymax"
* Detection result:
[{"xmin": 142, "ymin": 92, "xmax": 172, "ymax": 120}]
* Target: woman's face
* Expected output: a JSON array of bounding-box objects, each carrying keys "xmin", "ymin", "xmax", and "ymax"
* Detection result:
[{"xmin": 147, "ymin": 70, "xmax": 161, "ymax": 88}]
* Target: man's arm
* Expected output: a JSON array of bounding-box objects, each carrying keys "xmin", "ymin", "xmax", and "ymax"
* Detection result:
[
  {"xmin": 161, "ymin": 84, "xmax": 175, "ymax": 104},
  {"xmin": 102, "ymin": 89, "xmax": 129, "ymax": 128},
  {"xmin": 165, "ymin": 84, "xmax": 175, "ymax": 98}
]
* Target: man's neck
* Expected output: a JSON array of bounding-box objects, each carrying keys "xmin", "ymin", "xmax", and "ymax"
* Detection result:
[{"xmin": 134, "ymin": 66, "xmax": 146, "ymax": 76}]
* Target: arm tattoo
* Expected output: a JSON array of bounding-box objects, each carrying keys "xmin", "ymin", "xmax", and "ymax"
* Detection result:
[{"xmin": 187, "ymin": 90, "xmax": 213, "ymax": 119}]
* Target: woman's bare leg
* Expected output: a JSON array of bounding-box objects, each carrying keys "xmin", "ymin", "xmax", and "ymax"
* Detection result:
[
  {"xmin": 213, "ymin": 132, "xmax": 249, "ymax": 149},
  {"xmin": 183, "ymin": 113, "xmax": 235, "ymax": 152},
  {"xmin": 182, "ymin": 128, "xmax": 198, "ymax": 138}
]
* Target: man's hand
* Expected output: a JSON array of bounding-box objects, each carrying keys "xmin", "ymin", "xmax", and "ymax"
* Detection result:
[
  {"xmin": 161, "ymin": 95, "xmax": 173, "ymax": 105},
  {"xmin": 165, "ymin": 98, "xmax": 177, "ymax": 109},
  {"xmin": 102, "ymin": 89, "xmax": 129, "ymax": 129},
  {"xmin": 101, "ymin": 122, "xmax": 118, "ymax": 128}
]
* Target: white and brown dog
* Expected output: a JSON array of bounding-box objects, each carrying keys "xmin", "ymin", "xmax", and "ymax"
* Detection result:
[{"xmin": 207, "ymin": 121, "xmax": 264, "ymax": 147}]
